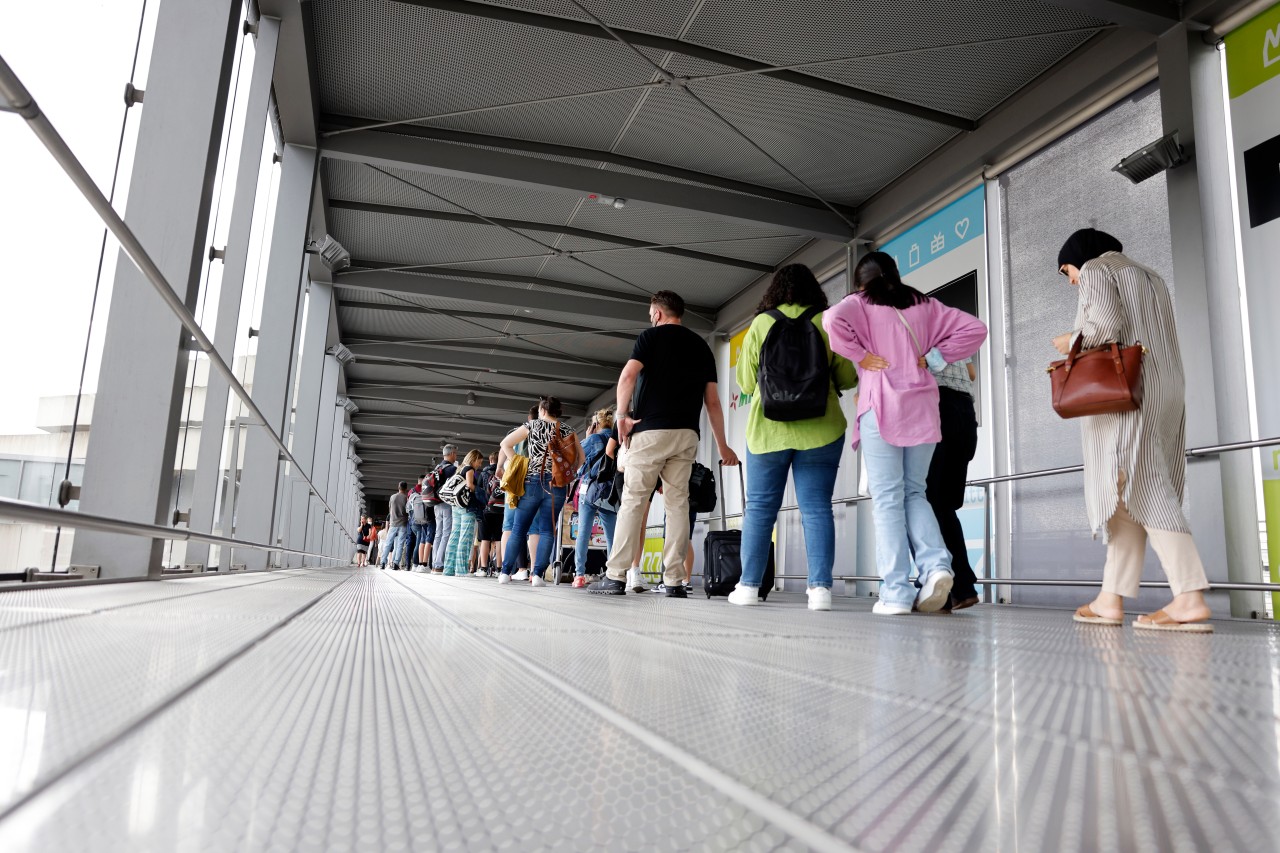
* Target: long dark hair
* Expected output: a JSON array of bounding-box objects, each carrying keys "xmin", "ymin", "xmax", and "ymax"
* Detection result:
[
  {"xmin": 756, "ymin": 264, "xmax": 829, "ymax": 314},
  {"xmin": 854, "ymin": 251, "xmax": 926, "ymax": 310}
]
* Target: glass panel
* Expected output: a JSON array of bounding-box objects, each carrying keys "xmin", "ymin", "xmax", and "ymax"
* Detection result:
[{"xmin": 0, "ymin": 0, "xmax": 159, "ymax": 573}]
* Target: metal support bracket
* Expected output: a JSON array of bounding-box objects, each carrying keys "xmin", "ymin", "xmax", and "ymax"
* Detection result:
[
  {"xmin": 123, "ymin": 83, "xmax": 144, "ymax": 107},
  {"xmin": 57, "ymin": 480, "xmax": 81, "ymax": 508}
]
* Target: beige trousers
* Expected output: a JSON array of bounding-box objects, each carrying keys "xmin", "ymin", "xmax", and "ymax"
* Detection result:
[
  {"xmin": 1102, "ymin": 477, "xmax": 1209, "ymax": 598},
  {"xmin": 606, "ymin": 428, "xmax": 699, "ymax": 586}
]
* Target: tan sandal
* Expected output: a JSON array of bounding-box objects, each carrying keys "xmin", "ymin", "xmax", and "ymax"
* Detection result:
[
  {"xmin": 1134, "ymin": 609, "xmax": 1213, "ymax": 633},
  {"xmin": 1073, "ymin": 604, "xmax": 1123, "ymax": 625}
]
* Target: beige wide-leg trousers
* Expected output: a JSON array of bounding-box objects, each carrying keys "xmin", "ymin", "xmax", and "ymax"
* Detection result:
[
  {"xmin": 605, "ymin": 429, "xmax": 699, "ymax": 587},
  {"xmin": 1101, "ymin": 475, "xmax": 1209, "ymax": 599}
]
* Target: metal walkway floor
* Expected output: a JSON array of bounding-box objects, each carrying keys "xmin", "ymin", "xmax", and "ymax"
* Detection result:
[{"xmin": 0, "ymin": 567, "xmax": 1277, "ymax": 851}]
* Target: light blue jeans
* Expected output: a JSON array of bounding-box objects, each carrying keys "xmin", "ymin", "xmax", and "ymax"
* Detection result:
[
  {"xmin": 740, "ymin": 437, "xmax": 843, "ymax": 589},
  {"xmin": 860, "ymin": 410, "xmax": 953, "ymax": 607},
  {"xmin": 384, "ymin": 524, "xmax": 411, "ymax": 568},
  {"xmin": 502, "ymin": 474, "xmax": 566, "ymax": 576},
  {"xmin": 574, "ymin": 499, "xmax": 617, "ymax": 577}
]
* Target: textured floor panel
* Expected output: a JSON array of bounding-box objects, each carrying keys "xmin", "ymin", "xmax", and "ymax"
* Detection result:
[
  {"xmin": 1, "ymin": 568, "xmax": 1278, "ymax": 851},
  {"xmin": 0, "ymin": 571, "xmax": 801, "ymax": 853},
  {"xmin": 0, "ymin": 571, "xmax": 349, "ymax": 811}
]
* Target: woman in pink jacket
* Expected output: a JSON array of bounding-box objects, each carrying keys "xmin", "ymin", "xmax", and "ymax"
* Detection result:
[{"xmin": 824, "ymin": 253, "xmax": 988, "ymax": 615}]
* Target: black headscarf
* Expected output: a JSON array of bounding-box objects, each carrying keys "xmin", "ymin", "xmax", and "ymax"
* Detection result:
[{"xmin": 1057, "ymin": 228, "xmax": 1123, "ymax": 270}]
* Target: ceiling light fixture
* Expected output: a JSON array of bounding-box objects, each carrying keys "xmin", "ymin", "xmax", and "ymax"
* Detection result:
[
  {"xmin": 1112, "ymin": 133, "xmax": 1190, "ymax": 184},
  {"xmin": 305, "ymin": 234, "xmax": 351, "ymax": 272},
  {"xmin": 327, "ymin": 343, "xmax": 355, "ymax": 364},
  {"xmin": 466, "ymin": 391, "xmax": 477, "ymax": 405},
  {"xmin": 587, "ymin": 193, "xmax": 627, "ymax": 210}
]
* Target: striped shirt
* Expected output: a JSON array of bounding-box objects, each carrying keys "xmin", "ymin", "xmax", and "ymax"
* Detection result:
[
  {"xmin": 933, "ymin": 358, "xmax": 974, "ymax": 396},
  {"xmin": 1072, "ymin": 252, "xmax": 1189, "ymax": 538}
]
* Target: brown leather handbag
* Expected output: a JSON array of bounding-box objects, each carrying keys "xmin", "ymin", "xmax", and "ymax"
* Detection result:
[{"xmin": 1047, "ymin": 336, "xmax": 1145, "ymax": 419}]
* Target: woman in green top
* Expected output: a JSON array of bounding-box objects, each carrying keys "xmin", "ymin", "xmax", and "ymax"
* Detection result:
[{"xmin": 729, "ymin": 264, "xmax": 858, "ymax": 611}]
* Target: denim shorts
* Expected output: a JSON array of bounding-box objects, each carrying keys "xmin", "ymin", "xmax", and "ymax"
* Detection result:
[{"xmin": 412, "ymin": 522, "xmax": 433, "ymax": 543}]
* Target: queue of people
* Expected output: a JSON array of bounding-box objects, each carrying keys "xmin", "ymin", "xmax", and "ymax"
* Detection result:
[{"xmin": 355, "ymin": 228, "xmax": 1214, "ymax": 632}]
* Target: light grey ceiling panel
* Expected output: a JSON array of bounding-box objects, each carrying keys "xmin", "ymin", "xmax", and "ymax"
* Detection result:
[
  {"xmin": 809, "ymin": 30, "xmax": 1101, "ymax": 121},
  {"xmin": 479, "ymin": 0, "xmax": 702, "ymax": 38},
  {"xmin": 680, "ymin": 0, "xmax": 1107, "ymax": 68},
  {"xmin": 566, "ymin": 192, "xmax": 800, "ymax": 245},
  {"xmin": 573, "ymin": 249, "xmax": 757, "ymax": 304},
  {"xmin": 684, "ymin": 70, "xmax": 961, "ymax": 205},
  {"xmin": 676, "ymin": 235, "xmax": 811, "ymax": 266},
  {"xmin": 610, "ymin": 84, "xmax": 812, "ymax": 196},
  {"xmin": 329, "ymin": 206, "xmax": 551, "ymax": 267},
  {"xmin": 311, "ymin": 1, "xmax": 665, "ymax": 147},
  {"xmin": 323, "ymin": 158, "xmax": 583, "ymax": 225}
]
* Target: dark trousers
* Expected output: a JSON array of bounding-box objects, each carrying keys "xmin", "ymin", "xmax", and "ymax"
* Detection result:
[{"xmin": 926, "ymin": 388, "xmax": 979, "ymax": 601}]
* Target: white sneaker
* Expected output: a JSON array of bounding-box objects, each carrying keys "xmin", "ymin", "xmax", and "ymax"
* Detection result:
[
  {"xmin": 498, "ymin": 573, "xmax": 512, "ymax": 585},
  {"xmin": 915, "ymin": 572, "xmax": 954, "ymax": 613},
  {"xmin": 807, "ymin": 587, "xmax": 832, "ymax": 611},
  {"xmin": 530, "ymin": 574, "xmax": 546, "ymax": 588},
  {"xmin": 627, "ymin": 567, "xmax": 648, "ymax": 592},
  {"xmin": 873, "ymin": 600, "xmax": 912, "ymax": 616},
  {"xmin": 513, "ymin": 569, "xmax": 530, "ymax": 582},
  {"xmin": 727, "ymin": 584, "xmax": 761, "ymax": 606}
]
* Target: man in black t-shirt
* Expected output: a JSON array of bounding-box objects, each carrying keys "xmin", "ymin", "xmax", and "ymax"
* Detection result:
[{"xmin": 589, "ymin": 290, "xmax": 738, "ymax": 597}]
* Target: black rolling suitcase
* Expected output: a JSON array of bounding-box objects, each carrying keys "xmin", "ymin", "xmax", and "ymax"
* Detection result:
[{"xmin": 703, "ymin": 462, "xmax": 774, "ymax": 599}]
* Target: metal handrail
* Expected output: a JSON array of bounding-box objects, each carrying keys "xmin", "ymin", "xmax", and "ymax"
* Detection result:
[
  {"xmin": 0, "ymin": 497, "xmax": 347, "ymax": 566},
  {"xmin": 707, "ymin": 434, "xmax": 1280, "ymax": 519},
  {"xmin": 0, "ymin": 56, "xmax": 354, "ymax": 546}
]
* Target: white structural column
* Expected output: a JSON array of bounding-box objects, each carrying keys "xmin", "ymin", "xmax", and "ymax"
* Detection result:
[
  {"xmin": 306, "ymin": 355, "xmax": 341, "ymax": 560},
  {"xmin": 324, "ymin": 406, "xmax": 348, "ymax": 559},
  {"xmin": 1158, "ymin": 25, "xmax": 1262, "ymax": 616},
  {"xmin": 233, "ymin": 144, "xmax": 317, "ymax": 570},
  {"xmin": 187, "ymin": 17, "xmax": 281, "ymax": 570},
  {"xmin": 283, "ymin": 281, "xmax": 334, "ymax": 565},
  {"xmin": 73, "ymin": 0, "xmax": 241, "ymax": 579}
]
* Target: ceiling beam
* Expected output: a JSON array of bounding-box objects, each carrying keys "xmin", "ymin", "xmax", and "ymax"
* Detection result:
[
  {"xmin": 1042, "ymin": 0, "xmax": 1180, "ymax": 33},
  {"xmin": 329, "ymin": 199, "xmax": 774, "ymax": 273},
  {"xmin": 335, "ymin": 299, "xmax": 639, "ymax": 342},
  {"xmin": 320, "ymin": 129, "xmax": 854, "ymax": 241},
  {"xmin": 394, "ymin": 0, "xmax": 974, "ymax": 131},
  {"xmin": 322, "ymin": 113, "xmax": 859, "ymax": 216},
  {"xmin": 347, "ymin": 384, "xmax": 587, "ymax": 415},
  {"xmin": 355, "ymin": 411, "xmax": 517, "ymax": 430},
  {"xmin": 259, "ymin": 0, "xmax": 319, "ymax": 145},
  {"xmin": 333, "ymin": 268, "xmax": 712, "ymax": 331},
  {"xmin": 343, "ymin": 341, "xmax": 621, "ymax": 384}
]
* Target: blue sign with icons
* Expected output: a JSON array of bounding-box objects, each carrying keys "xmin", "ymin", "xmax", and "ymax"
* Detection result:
[{"xmin": 877, "ymin": 186, "xmax": 985, "ymax": 273}]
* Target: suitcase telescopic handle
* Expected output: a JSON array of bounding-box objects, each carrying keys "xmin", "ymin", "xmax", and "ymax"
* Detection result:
[{"xmin": 716, "ymin": 460, "xmax": 744, "ymax": 528}]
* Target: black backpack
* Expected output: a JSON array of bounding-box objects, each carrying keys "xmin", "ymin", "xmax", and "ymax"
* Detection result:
[
  {"xmin": 757, "ymin": 307, "xmax": 832, "ymax": 422},
  {"xmin": 687, "ymin": 462, "xmax": 717, "ymax": 513}
]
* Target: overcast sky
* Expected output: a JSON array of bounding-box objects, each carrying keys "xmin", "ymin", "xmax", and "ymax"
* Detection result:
[{"xmin": 0, "ymin": 0, "xmax": 155, "ymax": 435}]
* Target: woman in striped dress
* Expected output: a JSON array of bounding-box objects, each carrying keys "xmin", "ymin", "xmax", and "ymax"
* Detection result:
[{"xmin": 1053, "ymin": 229, "xmax": 1212, "ymax": 632}]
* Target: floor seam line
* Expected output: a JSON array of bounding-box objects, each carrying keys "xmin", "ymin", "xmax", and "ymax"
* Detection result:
[
  {"xmin": 387, "ymin": 572, "xmax": 862, "ymax": 853},
  {"xmin": 0, "ymin": 571, "xmax": 354, "ymax": 827}
]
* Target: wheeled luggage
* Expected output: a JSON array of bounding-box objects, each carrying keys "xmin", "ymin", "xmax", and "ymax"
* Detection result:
[{"xmin": 703, "ymin": 462, "xmax": 773, "ymax": 599}]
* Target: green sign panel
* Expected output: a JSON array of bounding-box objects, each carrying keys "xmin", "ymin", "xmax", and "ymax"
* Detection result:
[{"xmin": 1226, "ymin": 2, "xmax": 1280, "ymax": 98}]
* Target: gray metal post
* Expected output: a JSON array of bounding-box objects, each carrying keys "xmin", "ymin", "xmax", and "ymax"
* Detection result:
[
  {"xmin": 284, "ymin": 280, "xmax": 333, "ymax": 564},
  {"xmin": 984, "ymin": 180, "xmax": 1015, "ymax": 604},
  {"xmin": 233, "ymin": 145, "xmax": 317, "ymax": 570},
  {"xmin": 306, "ymin": 355, "xmax": 340, "ymax": 557},
  {"xmin": 72, "ymin": 0, "xmax": 241, "ymax": 579},
  {"xmin": 187, "ymin": 17, "xmax": 281, "ymax": 569},
  {"xmin": 1158, "ymin": 26, "xmax": 1262, "ymax": 616}
]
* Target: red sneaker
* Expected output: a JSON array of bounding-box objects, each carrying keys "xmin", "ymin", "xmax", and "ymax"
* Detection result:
[{"xmin": 571, "ymin": 576, "xmax": 588, "ymax": 588}]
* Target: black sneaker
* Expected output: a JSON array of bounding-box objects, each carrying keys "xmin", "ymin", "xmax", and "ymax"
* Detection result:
[
  {"xmin": 588, "ymin": 577, "xmax": 626, "ymax": 595},
  {"xmin": 656, "ymin": 583, "xmax": 687, "ymax": 598}
]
